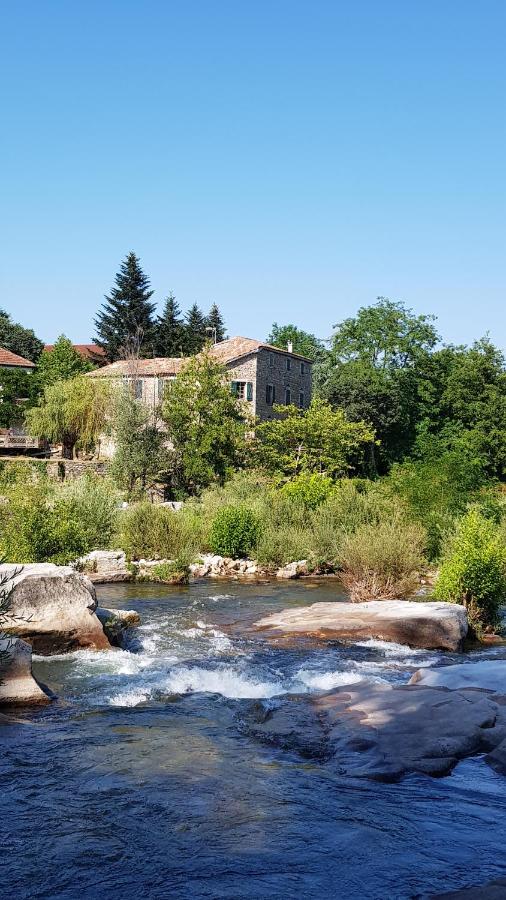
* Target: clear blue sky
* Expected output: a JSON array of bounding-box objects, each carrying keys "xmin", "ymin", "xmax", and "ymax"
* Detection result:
[{"xmin": 1, "ymin": 1, "xmax": 505, "ymax": 348}]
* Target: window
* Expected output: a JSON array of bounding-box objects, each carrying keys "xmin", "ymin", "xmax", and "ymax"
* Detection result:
[
  {"xmin": 269, "ymin": 353, "xmax": 274, "ymax": 368},
  {"xmin": 300, "ymin": 362, "xmax": 305, "ymax": 375},
  {"xmin": 286, "ymin": 357, "xmax": 291, "ymax": 371},
  {"xmin": 231, "ymin": 381, "xmax": 253, "ymax": 401},
  {"xmin": 246, "ymin": 382, "xmax": 253, "ymax": 401},
  {"xmin": 134, "ymin": 379, "xmax": 143, "ymax": 400},
  {"xmin": 158, "ymin": 377, "xmax": 167, "ymax": 401},
  {"xmin": 299, "ymin": 391, "xmax": 305, "ymax": 408},
  {"xmin": 266, "ymin": 384, "xmax": 275, "ymax": 405},
  {"xmin": 285, "ymin": 388, "xmax": 291, "ymax": 405}
]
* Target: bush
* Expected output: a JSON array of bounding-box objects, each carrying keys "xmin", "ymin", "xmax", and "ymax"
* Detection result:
[
  {"xmin": 434, "ymin": 508, "xmax": 506, "ymax": 632},
  {"xmin": 117, "ymin": 502, "xmax": 199, "ymax": 560},
  {"xmin": 278, "ymin": 473, "xmax": 333, "ymax": 509},
  {"xmin": 209, "ymin": 506, "xmax": 260, "ymax": 558},
  {"xmin": 339, "ymin": 517, "xmax": 426, "ymax": 602},
  {"xmin": 0, "ymin": 474, "xmax": 120, "ymax": 565}
]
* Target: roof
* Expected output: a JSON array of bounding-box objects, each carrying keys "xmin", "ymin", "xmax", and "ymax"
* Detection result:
[
  {"xmin": 88, "ymin": 336, "xmax": 313, "ymax": 378},
  {"xmin": 0, "ymin": 346, "xmax": 36, "ymax": 368},
  {"xmin": 209, "ymin": 336, "xmax": 313, "ymax": 364},
  {"xmin": 44, "ymin": 343, "xmax": 107, "ymax": 363},
  {"xmin": 87, "ymin": 357, "xmax": 185, "ymax": 377}
]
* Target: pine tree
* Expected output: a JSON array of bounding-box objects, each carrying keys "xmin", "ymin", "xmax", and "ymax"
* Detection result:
[
  {"xmin": 183, "ymin": 303, "xmax": 207, "ymax": 354},
  {"xmin": 155, "ymin": 294, "xmax": 185, "ymax": 357},
  {"xmin": 94, "ymin": 252, "xmax": 156, "ymax": 361},
  {"xmin": 205, "ymin": 303, "xmax": 227, "ymax": 343}
]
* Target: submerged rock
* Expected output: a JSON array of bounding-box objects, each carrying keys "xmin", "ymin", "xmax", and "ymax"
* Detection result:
[
  {"xmin": 0, "ymin": 637, "xmax": 52, "ymax": 705},
  {"xmin": 0, "ymin": 563, "xmax": 111, "ymax": 654},
  {"xmin": 241, "ymin": 679, "xmax": 506, "ymax": 781},
  {"xmin": 255, "ymin": 599, "xmax": 468, "ymax": 651}
]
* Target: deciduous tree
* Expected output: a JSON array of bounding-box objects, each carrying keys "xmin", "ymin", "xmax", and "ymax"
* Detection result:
[{"xmin": 26, "ymin": 376, "xmax": 112, "ymax": 459}]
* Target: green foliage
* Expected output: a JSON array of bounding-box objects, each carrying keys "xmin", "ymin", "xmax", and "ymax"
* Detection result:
[
  {"xmin": 267, "ymin": 323, "xmax": 326, "ymax": 362},
  {"xmin": 26, "ymin": 375, "xmax": 112, "ymax": 459},
  {"xmin": 183, "ymin": 303, "xmax": 208, "ymax": 354},
  {"xmin": 117, "ymin": 502, "xmax": 200, "ymax": 561},
  {"xmin": 253, "ymin": 397, "xmax": 375, "ymax": 478},
  {"xmin": 162, "ymin": 350, "xmax": 248, "ymax": 494},
  {"xmin": 339, "ymin": 517, "xmax": 426, "ymax": 601},
  {"xmin": 151, "ymin": 554, "xmax": 193, "ymax": 585},
  {"xmin": 0, "ymin": 474, "xmax": 119, "ymax": 565},
  {"xmin": 94, "ymin": 252, "xmax": 156, "ymax": 361},
  {"xmin": 155, "ymin": 293, "xmax": 185, "ymax": 357},
  {"xmin": 0, "ymin": 367, "xmax": 39, "ymax": 427},
  {"xmin": 279, "ymin": 472, "xmax": 333, "ymax": 509},
  {"xmin": 111, "ymin": 387, "xmax": 168, "ymax": 498},
  {"xmin": 37, "ymin": 335, "xmax": 93, "ymax": 386},
  {"xmin": 205, "ymin": 304, "xmax": 227, "ymax": 344},
  {"xmin": 209, "ymin": 506, "xmax": 260, "ymax": 558},
  {"xmin": 386, "ymin": 447, "xmax": 488, "ymax": 560},
  {"xmin": 434, "ymin": 509, "xmax": 506, "ymax": 631},
  {"xmin": 0, "ymin": 308, "xmax": 44, "ymax": 362}
]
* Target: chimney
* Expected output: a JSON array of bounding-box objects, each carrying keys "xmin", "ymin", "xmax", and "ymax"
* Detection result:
[{"xmin": 287, "ymin": 340, "xmax": 293, "ymax": 353}]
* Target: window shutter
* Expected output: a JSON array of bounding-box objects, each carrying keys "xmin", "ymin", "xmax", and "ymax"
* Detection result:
[
  {"xmin": 272, "ymin": 385, "xmax": 275, "ymax": 403},
  {"xmin": 231, "ymin": 381, "xmax": 238, "ymax": 396},
  {"xmin": 246, "ymin": 382, "xmax": 253, "ymax": 401}
]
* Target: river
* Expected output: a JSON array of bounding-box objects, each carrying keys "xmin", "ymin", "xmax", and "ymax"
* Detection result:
[{"xmin": 2, "ymin": 580, "xmax": 506, "ymax": 899}]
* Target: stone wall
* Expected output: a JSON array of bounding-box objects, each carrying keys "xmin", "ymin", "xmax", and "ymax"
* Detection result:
[
  {"xmin": 254, "ymin": 347, "xmax": 313, "ymax": 420},
  {"xmin": 45, "ymin": 459, "xmax": 110, "ymax": 481}
]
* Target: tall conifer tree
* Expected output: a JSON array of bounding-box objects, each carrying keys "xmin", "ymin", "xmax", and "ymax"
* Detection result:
[
  {"xmin": 183, "ymin": 303, "xmax": 207, "ymax": 354},
  {"xmin": 205, "ymin": 303, "xmax": 227, "ymax": 343},
  {"xmin": 155, "ymin": 294, "xmax": 185, "ymax": 357},
  {"xmin": 94, "ymin": 252, "xmax": 156, "ymax": 361}
]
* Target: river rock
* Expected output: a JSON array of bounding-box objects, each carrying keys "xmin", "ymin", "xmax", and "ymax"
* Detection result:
[
  {"xmin": 0, "ymin": 637, "xmax": 52, "ymax": 705},
  {"xmin": 0, "ymin": 563, "xmax": 111, "ymax": 654},
  {"xmin": 78, "ymin": 549, "xmax": 131, "ymax": 583},
  {"xmin": 410, "ymin": 660, "xmax": 506, "ymax": 692},
  {"xmin": 255, "ymin": 599, "xmax": 468, "ymax": 651},
  {"xmin": 95, "ymin": 607, "xmax": 140, "ymax": 648},
  {"xmin": 275, "ymin": 560, "xmax": 308, "ymax": 579},
  {"xmin": 241, "ymin": 679, "xmax": 506, "ymax": 781}
]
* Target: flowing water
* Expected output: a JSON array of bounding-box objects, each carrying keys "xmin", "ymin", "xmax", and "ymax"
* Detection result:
[{"xmin": 2, "ymin": 580, "xmax": 506, "ymax": 899}]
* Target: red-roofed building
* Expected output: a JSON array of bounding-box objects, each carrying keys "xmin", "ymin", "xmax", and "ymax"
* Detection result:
[
  {"xmin": 44, "ymin": 343, "xmax": 107, "ymax": 366},
  {"xmin": 0, "ymin": 346, "xmax": 36, "ymax": 372}
]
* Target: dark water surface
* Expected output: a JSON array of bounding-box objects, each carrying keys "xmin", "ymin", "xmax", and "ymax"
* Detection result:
[{"xmin": 2, "ymin": 580, "xmax": 506, "ymax": 900}]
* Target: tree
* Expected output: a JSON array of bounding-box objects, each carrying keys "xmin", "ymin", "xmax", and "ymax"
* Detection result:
[
  {"xmin": 94, "ymin": 252, "xmax": 156, "ymax": 361},
  {"xmin": 111, "ymin": 387, "xmax": 167, "ymax": 497},
  {"xmin": 162, "ymin": 350, "xmax": 248, "ymax": 493},
  {"xmin": 318, "ymin": 299, "xmax": 440, "ymax": 470},
  {"xmin": 0, "ymin": 309, "xmax": 44, "ymax": 362},
  {"xmin": 37, "ymin": 335, "xmax": 94, "ymax": 386},
  {"xmin": 252, "ymin": 397, "xmax": 376, "ymax": 478},
  {"xmin": 183, "ymin": 303, "xmax": 207, "ymax": 354},
  {"xmin": 26, "ymin": 376, "xmax": 112, "ymax": 459},
  {"xmin": 205, "ymin": 304, "xmax": 227, "ymax": 343},
  {"xmin": 0, "ymin": 368, "xmax": 39, "ymax": 427},
  {"xmin": 331, "ymin": 297, "xmax": 439, "ymax": 368},
  {"xmin": 415, "ymin": 337, "xmax": 506, "ymax": 477},
  {"xmin": 267, "ymin": 323, "xmax": 326, "ymax": 362},
  {"xmin": 155, "ymin": 294, "xmax": 185, "ymax": 357}
]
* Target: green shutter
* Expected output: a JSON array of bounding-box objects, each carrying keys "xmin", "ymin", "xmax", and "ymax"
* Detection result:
[
  {"xmin": 246, "ymin": 382, "xmax": 253, "ymax": 401},
  {"xmin": 231, "ymin": 381, "xmax": 238, "ymax": 396}
]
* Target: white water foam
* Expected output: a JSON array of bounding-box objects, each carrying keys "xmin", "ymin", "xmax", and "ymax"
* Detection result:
[{"xmin": 296, "ymin": 668, "xmax": 387, "ymax": 691}]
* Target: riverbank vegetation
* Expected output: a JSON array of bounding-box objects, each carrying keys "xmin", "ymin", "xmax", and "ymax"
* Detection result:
[{"xmin": 2, "ymin": 293, "xmax": 506, "ymax": 632}]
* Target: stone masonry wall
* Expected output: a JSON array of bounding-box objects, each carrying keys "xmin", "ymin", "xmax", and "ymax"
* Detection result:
[{"xmin": 254, "ymin": 347, "xmax": 313, "ymax": 420}]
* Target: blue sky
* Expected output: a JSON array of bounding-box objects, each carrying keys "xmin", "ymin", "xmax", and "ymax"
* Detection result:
[{"xmin": 1, "ymin": 1, "xmax": 505, "ymax": 347}]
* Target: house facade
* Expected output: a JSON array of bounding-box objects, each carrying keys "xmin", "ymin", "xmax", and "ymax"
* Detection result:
[{"xmin": 88, "ymin": 336, "xmax": 313, "ymax": 437}]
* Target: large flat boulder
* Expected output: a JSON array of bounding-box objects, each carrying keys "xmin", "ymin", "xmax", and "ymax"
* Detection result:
[
  {"xmin": 0, "ymin": 563, "xmax": 111, "ymax": 654},
  {"xmin": 0, "ymin": 637, "xmax": 52, "ymax": 705},
  {"xmin": 410, "ymin": 660, "xmax": 506, "ymax": 692},
  {"xmin": 241, "ymin": 679, "xmax": 506, "ymax": 781},
  {"xmin": 255, "ymin": 599, "xmax": 468, "ymax": 651}
]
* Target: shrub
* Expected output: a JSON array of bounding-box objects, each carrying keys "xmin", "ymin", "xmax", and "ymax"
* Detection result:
[
  {"xmin": 209, "ymin": 506, "xmax": 260, "ymax": 558},
  {"xmin": 279, "ymin": 473, "xmax": 334, "ymax": 509},
  {"xmin": 339, "ymin": 517, "xmax": 426, "ymax": 602},
  {"xmin": 117, "ymin": 502, "xmax": 199, "ymax": 560},
  {"xmin": 54, "ymin": 474, "xmax": 119, "ymax": 552},
  {"xmin": 434, "ymin": 509, "xmax": 506, "ymax": 632}
]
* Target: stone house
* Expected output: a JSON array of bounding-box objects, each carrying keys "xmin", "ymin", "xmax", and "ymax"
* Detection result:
[{"xmin": 88, "ymin": 336, "xmax": 313, "ymax": 423}]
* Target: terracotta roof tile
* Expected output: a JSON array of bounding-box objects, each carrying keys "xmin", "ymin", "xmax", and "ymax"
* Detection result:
[{"xmin": 0, "ymin": 346, "xmax": 35, "ymax": 368}]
